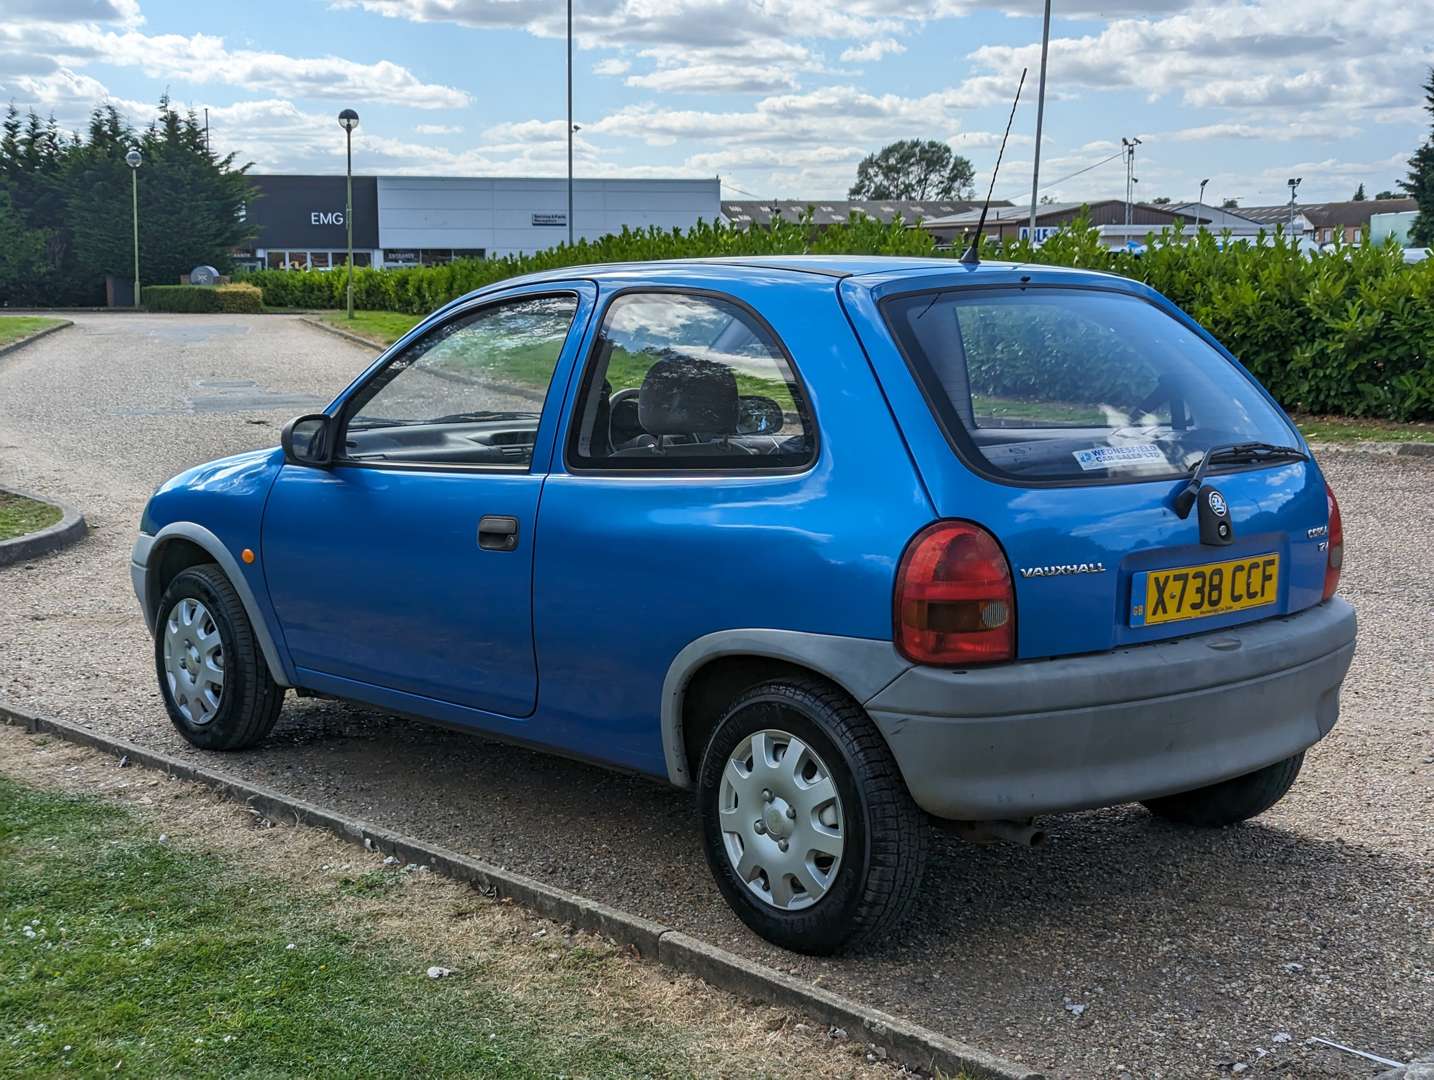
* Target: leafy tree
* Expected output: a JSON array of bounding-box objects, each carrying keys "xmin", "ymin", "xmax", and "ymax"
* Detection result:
[
  {"xmin": 0, "ymin": 97, "xmax": 255, "ymax": 306},
  {"xmin": 1376, "ymin": 190, "xmax": 1397, "ymax": 199},
  {"xmin": 1403, "ymin": 69, "xmax": 1434, "ymax": 246},
  {"xmin": 1352, "ymin": 183, "xmax": 1366, "ymax": 201},
  {"xmin": 848, "ymin": 139, "xmax": 975, "ymax": 201},
  {"xmin": 1221, "ymin": 198, "xmax": 1240, "ymax": 208},
  {"xmin": 1150, "ymin": 196, "xmax": 1171, "ymax": 205},
  {"xmin": 0, "ymin": 188, "xmax": 49, "ymax": 302}
]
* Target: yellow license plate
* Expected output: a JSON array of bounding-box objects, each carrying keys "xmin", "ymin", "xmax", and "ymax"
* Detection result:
[{"xmin": 1131, "ymin": 553, "xmax": 1280, "ymax": 627}]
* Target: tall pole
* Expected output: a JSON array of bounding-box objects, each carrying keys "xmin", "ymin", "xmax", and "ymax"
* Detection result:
[
  {"xmin": 126, "ymin": 147, "xmax": 142, "ymax": 309},
  {"xmin": 567, "ymin": 0, "xmax": 574, "ymax": 248},
  {"xmin": 339, "ymin": 109, "xmax": 359, "ymax": 318},
  {"xmin": 131, "ymin": 167, "xmax": 140, "ymax": 310},
  {"xmin": 1197, "ymin": 177, "xmax": 1209, "ymax": 232},
  {"xmin": 346, "ymin": 126, "xmax": 354, "ymax": 319},
  {"xmin": 1027, "ymin": 0, "xmax": 1051, "ymax": 236}
]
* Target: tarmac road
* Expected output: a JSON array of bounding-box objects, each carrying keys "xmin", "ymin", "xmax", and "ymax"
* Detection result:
[{"xmin": 1, "ymin": 312, "xmax": 1430, "ymax": 1078}]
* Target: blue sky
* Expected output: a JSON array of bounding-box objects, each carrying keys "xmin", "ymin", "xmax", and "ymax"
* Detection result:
[{"xmin": 0, "ymin": 0, "xmax": 1428, "ymax": 207}]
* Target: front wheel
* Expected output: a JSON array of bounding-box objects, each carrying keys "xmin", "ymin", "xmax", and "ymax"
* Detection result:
[
  {"xmin": 697, "ymin": 678, "xmax": 927, "ymax": 955},
  {"xmin": 154, "ymin": 564, "xmax": 285, "ymax": 750},
  {"xmin": 1142, "ymin": 752, "xmax": 1304, "ymax": 827}
]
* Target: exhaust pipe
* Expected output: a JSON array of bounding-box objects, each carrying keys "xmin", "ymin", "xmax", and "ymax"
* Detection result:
[{"xmin": 947, "ymin": 819, "xmax": 1048, "ymax": 848}]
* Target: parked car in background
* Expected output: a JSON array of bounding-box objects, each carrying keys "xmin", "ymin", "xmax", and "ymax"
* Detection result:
[{"xmin": 132, "ymin": 256, "xmax": 1356, "ymax": 953}]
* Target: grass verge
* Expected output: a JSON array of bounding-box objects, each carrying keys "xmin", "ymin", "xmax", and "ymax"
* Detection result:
[
  {"xmin": 314, "ymin": 310, "xmax": 420, "ymax": 347},
  {"xmin": 0, "ymin": 731, "xmax": 914, "ymax": 1079},
  {"xmin": 1294, "ymin": 415, "xmax": 1434, "ymax": 445},
  {"xmin": 0, "ymin": 493, "xmax": 61, "ymax": 542},
  {"xmin": 0, "ymin": 316, "xmax": 64, "ymax": 348}
]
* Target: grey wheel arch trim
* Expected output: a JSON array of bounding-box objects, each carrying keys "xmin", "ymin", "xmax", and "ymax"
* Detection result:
[
  {"xmin": 132, "ymin": 523, "xmax": 294, "ymax": 687},
  {"xmin": 659, "ymin": 629, "xmax": 911, "ymax": 787}
]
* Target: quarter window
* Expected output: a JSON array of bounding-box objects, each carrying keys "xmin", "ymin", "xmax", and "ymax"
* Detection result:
[
  {"xmin": 568, "ymin": 292, "xmax": 814, "ymax": 470},
  {"xmin": 342, "ymin": 294, "xmax": 577, "ymax": 468}
]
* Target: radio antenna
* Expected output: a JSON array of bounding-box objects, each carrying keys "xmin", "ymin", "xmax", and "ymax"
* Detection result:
[{"xmin": 961, "ymin": 66, "xmax": 1027, "ymax": 266}]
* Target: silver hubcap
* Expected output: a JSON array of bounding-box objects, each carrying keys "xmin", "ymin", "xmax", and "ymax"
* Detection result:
[
  {"xmin": 719, "ymin": 728, "xmax": 845, "ymax": 911},
  {"xmin": 162, "ymin": 597, "xmax": 225, "ymax": 726}
]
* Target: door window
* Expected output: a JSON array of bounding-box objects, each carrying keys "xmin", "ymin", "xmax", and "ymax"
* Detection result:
[
  {"xmin": 342, "ymin": 294, "xmax": 578, "ymax": 468},
  {"xmin": 567, "ymin": 292, "xmax": 814, "ymax": 470}
]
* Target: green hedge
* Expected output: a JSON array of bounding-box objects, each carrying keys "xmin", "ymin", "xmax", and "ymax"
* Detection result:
[
  {"xmin": 142, "ymin": 284, "xmax": 221, "ymax": 312},
  {"xmin": 216, "ymin": 283, "xmax": 262, "ymax": 314},
  {"xmin": 141, "ymin": 283, "xmax": 264, "ymax": 314},
  {"xmin": 241, "ymin": 213, "xmax": 1434, "ymax": 420}
]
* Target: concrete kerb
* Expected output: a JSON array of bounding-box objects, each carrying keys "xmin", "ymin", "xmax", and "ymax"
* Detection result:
[
  {"xmin": 1308, "ymin": 440, "xmax": 1434, "ymax": 459},
  {"xmin": 0, "ymin": 486, "xmax": 87, "ymax": 567},
  {"xmin": 299, "ymin": 314, "xmax": 386, "ymax": 352},
  {"xmin": 0, "ymin": 318, "xmax": 72, "ymax": 362},
  {"xmin": 0, "ymin": 701, "xmax": 1040, "ymax": 1080}
]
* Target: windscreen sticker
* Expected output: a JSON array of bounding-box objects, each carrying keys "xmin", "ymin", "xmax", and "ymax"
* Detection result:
[{"xmin": 1072, "ymin": 444, "xmax": 1168, "ymax": 471}]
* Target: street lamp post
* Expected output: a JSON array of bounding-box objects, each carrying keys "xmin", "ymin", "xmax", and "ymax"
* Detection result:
[
  {"xmin": 567, "ymin": 0, "xmax": 574, "ymax": 248},
  {"xmin": 1197, "ymin": 177, "xmax": 1209, "ymax": 232},
  {"xmin": 1287, "ymin": 176, "xmax": 1302, "ymax": 236},
  {"xmin": 1027, "ymin": 0, "xmax": 1051, "ymax": 235},
  {"xmin": 338, "ymin": 109, "xmax": 360, "ymax": 320},
  {"xmin": 125, "ymin": 148, "xmax": 142, "ymax": 309}
]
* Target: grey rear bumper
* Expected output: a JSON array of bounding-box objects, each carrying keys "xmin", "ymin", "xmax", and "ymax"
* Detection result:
[{"xmin": 866, "ymin": 599, "xmax": 1357, "ymax": 820}]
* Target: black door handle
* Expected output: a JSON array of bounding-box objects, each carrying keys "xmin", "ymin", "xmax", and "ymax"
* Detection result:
[{"xmin": 478, "ymin": 515, "xmax": 520, "ymax": 552}]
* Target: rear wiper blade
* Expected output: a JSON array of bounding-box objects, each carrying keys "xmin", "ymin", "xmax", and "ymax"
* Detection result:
[{"xmin": 1172, "ymin": 441, "xmax": 1306, "ymax": 518}]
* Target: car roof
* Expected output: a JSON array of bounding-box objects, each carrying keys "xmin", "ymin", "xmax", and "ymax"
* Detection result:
[{"xmin": 479, "ymin": 255, "xmax": 1125, "ymax": 289}]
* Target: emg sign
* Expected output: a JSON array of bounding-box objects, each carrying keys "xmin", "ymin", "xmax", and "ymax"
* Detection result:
[{"xmin": 311, "ymin": 211, "xmax": 345, "ymax": 226}]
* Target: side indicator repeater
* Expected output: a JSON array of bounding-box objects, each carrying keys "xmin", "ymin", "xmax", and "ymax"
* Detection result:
[{"xmin": 241, "ymin": 548, "xmax": 256, "ymax": 564}]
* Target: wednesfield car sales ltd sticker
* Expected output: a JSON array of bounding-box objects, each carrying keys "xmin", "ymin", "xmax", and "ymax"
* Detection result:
[{"xmin": 1072, "ymin": 444, "xmax": 1168, "ymax": 471}]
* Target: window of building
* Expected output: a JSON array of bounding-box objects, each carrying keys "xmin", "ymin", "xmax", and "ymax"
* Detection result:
[
  {"xmin": 263, "ymin": 250, "xmax": 371, "ymax": 271},
  {"xmin": 567, "ymin": 292, "xmax": 815, "ymax": 471}
]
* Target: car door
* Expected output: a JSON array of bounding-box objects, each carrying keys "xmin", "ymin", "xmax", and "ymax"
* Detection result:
[{"xmin": 262, "ymin": 282, "xmax": 595, "ymax": 719}]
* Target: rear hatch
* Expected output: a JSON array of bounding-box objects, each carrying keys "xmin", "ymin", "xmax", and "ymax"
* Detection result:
[{"xmin": 845, "ymin": 273, "xmax": 1334, "ymax": 660}]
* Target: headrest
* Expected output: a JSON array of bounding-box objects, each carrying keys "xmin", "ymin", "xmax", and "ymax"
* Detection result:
[{"xmin": 638, "ymin": 355, "xmax": 739, "ymax": 435}]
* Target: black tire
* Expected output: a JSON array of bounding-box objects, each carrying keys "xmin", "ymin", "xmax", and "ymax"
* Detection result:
[
  {"xmin": 153, "ymin": 563, "xmax": 285, "ymax": 751},
  {"xmin": 1142, "ymin": 752, "xmax": 1304, "ymax": 827},
  {"xmin": 697, "ymin": 677, "xmax": 927, "ymax": 955}
]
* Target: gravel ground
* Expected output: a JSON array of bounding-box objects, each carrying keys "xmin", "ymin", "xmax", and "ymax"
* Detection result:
[{"xmin": 1, "ymin": 312, "xmax": 1430, "ymax": 1079}]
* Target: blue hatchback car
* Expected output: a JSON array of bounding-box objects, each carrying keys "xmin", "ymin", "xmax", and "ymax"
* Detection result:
[{"xmin": 133, "ymin": 256, "xmax": 1356, "ymax": 953}]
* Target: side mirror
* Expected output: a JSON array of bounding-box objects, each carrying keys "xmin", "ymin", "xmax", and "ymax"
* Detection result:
[
  {"xmin": 736, "ymin": 395, "xmax": 784, "ymax": 435},
  {"xmin": 281, "ymin": 414, "xmax": 335, "ymax": 468}
]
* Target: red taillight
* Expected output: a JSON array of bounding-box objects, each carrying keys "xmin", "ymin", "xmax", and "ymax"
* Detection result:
[
  {"xmin": 894, "ymin": 520, "xmax": 1015, "ymax": 665},
  {"xmin": 1323, "ymin": 482, "xmax": 1343, "ymax": 601}
]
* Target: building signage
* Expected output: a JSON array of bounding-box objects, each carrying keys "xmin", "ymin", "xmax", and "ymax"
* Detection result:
[
  {"xmin": 311, "ymin": 211, "xmax": 345, "ymax": 226},
  {"xmin": 531, "ymin": 212, "xmax": 567, "ymax": 227}
]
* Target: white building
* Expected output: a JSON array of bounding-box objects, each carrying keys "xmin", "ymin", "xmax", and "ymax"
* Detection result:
[{"xmin": 238, "ymin": 175, "xmax": 722, "ymax": 270}]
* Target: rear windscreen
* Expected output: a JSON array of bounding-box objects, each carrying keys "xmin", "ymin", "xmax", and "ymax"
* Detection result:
[{"xmin": 883, "ymin": 287, "xmax": 1299, "ymax": 483}]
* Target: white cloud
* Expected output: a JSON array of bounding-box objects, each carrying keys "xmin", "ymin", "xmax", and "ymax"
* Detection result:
[
  {"xmin": 592, "ymin": 58, "xmax": 630, "ymax": 76},
  {"xmin": 839, "ymin": 38, "xmax": 905, "ymax": 63},
  {"xmin": 415, "ymin": 123, "xmax": 464, "ymax": 134},
  {"xmin": 0, "ymin": 15, "xmax": 469, "ymax": 115},
  {"xmin": 625, "ymin": 63, "xmax": 799, "ymax": 94}
]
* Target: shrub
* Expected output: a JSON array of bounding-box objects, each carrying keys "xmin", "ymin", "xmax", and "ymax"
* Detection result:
[
  {"xmin": 240, "ymin": 212, "xmax": 1434, "ymax": 420},
  {"xmin": 141, "ymin": 284, "xmax": 221, "ymax": 313},
  {"xmin": 215, "ymin": 283, "xmax": 263, "ymax": 314}
]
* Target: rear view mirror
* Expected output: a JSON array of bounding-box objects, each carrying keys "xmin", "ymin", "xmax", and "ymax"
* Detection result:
[{"xmin": 281, "ymin": 414, "xmax": 335, "ymax": 468}]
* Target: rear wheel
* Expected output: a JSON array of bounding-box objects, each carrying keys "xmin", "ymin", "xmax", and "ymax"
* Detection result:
[
  {"xmin": 697, "ymin": 677, "xmax": 927, "ymax": 955},
  {"xmin": 1142, "ymin": 752, "xmax": 1304, "ymax": 827},
  {"xmin": 154, "ymin": 564, "xmax": 285, "ymax": 750}
]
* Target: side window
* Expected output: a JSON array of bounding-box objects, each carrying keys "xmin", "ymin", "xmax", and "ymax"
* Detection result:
[
  {"xmin": 568, "ymin": 292, "xmax": 814, "ymax": 470},
  {"xmin": 342, "ymin": 294, "xmax": 577, "ymax": 468}
]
